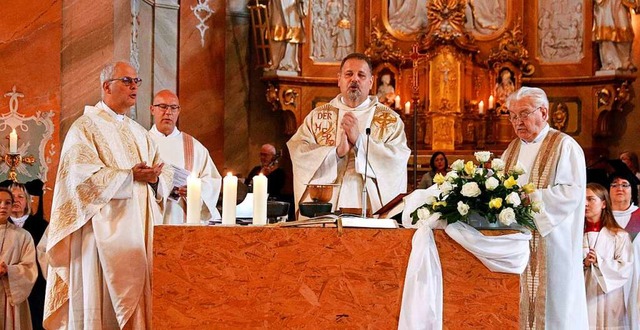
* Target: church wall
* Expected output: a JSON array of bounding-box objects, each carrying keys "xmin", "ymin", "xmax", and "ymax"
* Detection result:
[{"xmin": 0, "ymin": 0, "xmax": 62, "ymax": 218}]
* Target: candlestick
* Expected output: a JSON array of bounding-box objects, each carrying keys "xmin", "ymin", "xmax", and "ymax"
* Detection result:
[
  {"xmin": 478, "ymin": 101, "xmax": 485, "ymax": 115},
  {"xmin": 394, "ymin": 95, "xmax": 401, "ymax": 109},
  {"xmin": 186, "ymin": 174, "xmax": 202, "ymax": 224},
  {"xmin": 222, "ymin": 172, "xmax": 237, "ymax": 225},
  {"xmin": 9, "ymin": 129, "xmax": 17, "ymax": 154},
  {"xmin": 404, "ymin": 101, "xmax": 411, "ymax": 115},
  {"xmin": 252, "ymin": 173, "xmax": 268, "ymax": 225},
  {"xmin": 488, "ymin": 95, "xmax": 494, "ymax": 110}
]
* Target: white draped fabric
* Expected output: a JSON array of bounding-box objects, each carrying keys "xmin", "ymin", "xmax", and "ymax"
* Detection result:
[
  {"xmin": 398, "ymin": 189, "xmax": 531, "ymax": 329},
  {"xmin": 149, "ymin": 125, "xmax": 222, "ymax": 223},
  {"xmin": 613, "ymin": 205, "xmax": 640, "ymax": 329}
]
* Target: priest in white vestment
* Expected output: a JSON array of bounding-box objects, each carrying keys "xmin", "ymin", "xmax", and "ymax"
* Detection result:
[
  {"xmin": 610, "ymin": 173, "xmax": 640, "ymax": 330},
  {"xmin": 149, "ymin": 90, "xmax": 222, "ymax": 224},
  {"xmin": 287, "ymin": 53, "xmax": 410, "ymax": 217},
  {"xmin": 583, "ymin": 183, "xmax": 633, "ymax": 329},
  {"xmin": 44, "ymin": 61, "xmax": 171, "ymax": 329},
  {"xmin": 501, "ymin": 87, "xmax": 588, "ymax": 329},
  {"xmin": 0, "ymin": 188, "xmax": 38, "ymax": 330}
]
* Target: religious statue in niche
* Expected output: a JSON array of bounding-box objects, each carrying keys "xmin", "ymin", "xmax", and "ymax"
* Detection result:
[
  {"xmin": 388, "ymin": 0, "xmax": 429, "ymax": 35},
  {"xmin": 537, "ymin": 0, "xmax": 584, "ymax": 63},
  {"xmin": 310, "ymin": 0, "xmax": 355, "ymax": 62},
  {"xmin": 493, "ymin": 67, "xmax": 516, "ymax": 113},
  {"xmin": 376, "ymin": 72, "xmax": 396, "ymax": 107},
  {"xmin": 593, "ymin": 0, "xmax": 638, "ymax": 71},
  {"xmin": 268, "ymin": 0, "xmax": 308, "ymax": 73},
  {"xmin": 464, "ymin": 0, "xmax": 507, "ymax": 36}
]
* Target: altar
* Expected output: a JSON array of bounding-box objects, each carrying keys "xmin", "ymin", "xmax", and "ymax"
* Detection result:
[{"xmin": 153, "ymin": 225, "xmax": 520, "ymax": 328}]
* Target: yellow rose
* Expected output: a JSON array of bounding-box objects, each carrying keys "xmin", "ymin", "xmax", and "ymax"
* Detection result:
[
  {"xmin": 522, "ymin": 183, "xmax": 535, "ymax": 194},
  {"xmin": 464, "ymin": 161, "xmax": 475, "ymax": 175},
  {"xmin": 433, "ymin": 201, "xmax": 448, "ymax": 210},
  {"xmin": 503, "ymin": 176, "xmax": 518, "ymax": 189},
  {"xmin": 489, "ymin": 197, "xmax": 503, "ymax": 209},
  {"xmin": 433, "ymin": 173, "xmax": 446, "ymax": 185}
]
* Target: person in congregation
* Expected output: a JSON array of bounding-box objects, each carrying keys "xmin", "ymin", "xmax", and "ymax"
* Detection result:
[
  {"xmin": 417, "ymin": 151, "xmax": 448, "ymax": 189},
  {"xmin": 44, "ymin": 61, "xmax": 171, "ymax": 329},
  {"xmin": 9, "ymin": 182, "xmax": 47, "ymax": 329},
  {"xmin": 244, "ymin": 143, "xmax": 285, "ymax": 199},
  {"xmin": 149, "ymin": 89, "xmax": 222, "ymax": 224},
  {"xmin": 500, "ymin": 86, "xmax": 588, "ymax": 328},
  {"xmin": 609, "ymin": 171, "xmax": 640, "ymax": 329},
  {"xmin": 583, "ymin": 183, "xmax": 634, "ymax": 329},
  {"xmin": 620, "ymin": 151, "xmax": 640, "ymax": 180},
  {"xmin": 287, "ymin": 53, "xmax": 410, "ymax": 216},
  {"xmin": 0, "ymin": 187, "xmax": 38, "ymax": 329}
]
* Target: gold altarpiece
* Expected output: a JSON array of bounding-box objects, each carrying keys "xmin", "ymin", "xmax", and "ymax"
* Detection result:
[{"xmin": 249, "ymin": 0, "xmax": 636, "ymax": 185}]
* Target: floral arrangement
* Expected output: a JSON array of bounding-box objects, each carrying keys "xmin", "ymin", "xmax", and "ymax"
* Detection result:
[{"xmin": 411, "ymin": 151, "xmax": 540, "ymax": 229}]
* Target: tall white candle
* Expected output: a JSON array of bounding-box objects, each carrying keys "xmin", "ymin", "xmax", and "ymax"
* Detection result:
[
  {"xmin": 404, "ymin": 101, "xmax": 411, "ymax": 115},
  {"xmin": 394, "ymin": 95, "xmax": 401, "ymax": 109},
  {"xmin": 9, "ymin": 129, "xmax": 17, "ymax": 154},
  {"xmin": 222, "ymin": 172, "xmax": 237, "ymax": 225},
  {"xmin": 252, "ymin": 173, "xmax": 268, "ymax": 225},
  {"xmin": 186, "ymin": 174, "xmax": 202, "ymax": 224},
  {"xmin": 478, "ymin": 101, "xmax": 485, "ymax": 115},
  {"xmin": 488, "ymin": 95, "xmax": 494, "ymax": 110}
]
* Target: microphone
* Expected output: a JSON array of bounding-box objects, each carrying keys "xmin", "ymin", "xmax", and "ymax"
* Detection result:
[{"xmin": 362, "ymin": 128, "xmax": 371, "ymax": 218}]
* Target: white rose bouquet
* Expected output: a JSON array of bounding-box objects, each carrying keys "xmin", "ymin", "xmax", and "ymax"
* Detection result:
[{"xmin": 411, "ymin": 151, "xmax": 540, "ymax": 229}]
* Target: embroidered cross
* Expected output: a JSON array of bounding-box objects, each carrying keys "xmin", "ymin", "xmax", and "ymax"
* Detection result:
[{"xmin": 372, "ymin": 112, "xmax": 397, "ymax": 140}]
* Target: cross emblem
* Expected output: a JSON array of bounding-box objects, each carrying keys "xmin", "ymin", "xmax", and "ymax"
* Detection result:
[{"xmin": 372, "ymin": 112, "xmax": 397, "ymax": 140}]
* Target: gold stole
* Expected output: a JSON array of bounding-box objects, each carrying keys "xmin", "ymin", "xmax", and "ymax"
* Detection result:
[
  {"xmin": 182, "ymin": 133, "xmax": 195, "ymax": 172},
  {"xmin": 502, "ymin": 129, "xmax": 564, "ymax": 330}
]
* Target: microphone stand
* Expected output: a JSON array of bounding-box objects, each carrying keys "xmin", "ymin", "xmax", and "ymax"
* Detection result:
[{"xmin": 362, "ymin": 128, "xmax": 371, "ymax": 218}]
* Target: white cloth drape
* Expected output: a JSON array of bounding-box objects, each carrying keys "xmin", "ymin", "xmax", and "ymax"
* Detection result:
[{"xmin": 398, "ymin": 189, "xmax": 531, "ymax": 329}]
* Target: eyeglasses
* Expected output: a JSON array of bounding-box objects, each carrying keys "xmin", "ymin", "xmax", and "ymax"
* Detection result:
[
  {"xmin": 153, "ymin": 104, "xmax": 181, "ymax": 113},
  {"xmin": 107, "ymin": 76, "xmax": 142, "ymax": 87},
  {"xmin": 611, "ymin": 183, "xmax": 631, "ymax": 189},
  {"xmin": 508, "ymin": 107, "xmax": 540, "ymax": 123}
]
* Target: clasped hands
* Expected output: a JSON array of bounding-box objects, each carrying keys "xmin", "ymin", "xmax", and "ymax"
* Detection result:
[
  {"xmin": 132, "ymin": 162, "xmax": 163, "ymax": 184},
  {"xmin": 336, "ymin": 112, "xmax": 361, "ymax": 158},
  {"xmin": 583, "ymin": 248, "xmax": 597, "ymax": 267}
]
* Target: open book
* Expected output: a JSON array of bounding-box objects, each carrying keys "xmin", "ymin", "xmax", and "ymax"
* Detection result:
[{"xmin": 274, "ymin": 214, "xmax": 399, "ymax": 229}]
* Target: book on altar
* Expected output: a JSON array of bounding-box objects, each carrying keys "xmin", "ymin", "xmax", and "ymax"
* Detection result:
[{"xmin": 276, "ymin": 214, "xmax": 399, "ymax": 229}]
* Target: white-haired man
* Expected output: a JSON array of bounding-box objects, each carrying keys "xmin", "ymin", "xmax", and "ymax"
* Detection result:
[{"xmin": 45, "ymin": 61, "xmax": 170, "ymax": 329}]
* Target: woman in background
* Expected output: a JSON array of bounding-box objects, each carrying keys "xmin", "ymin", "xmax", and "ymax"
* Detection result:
[
  {"xmin": 0, "ymin": 187, "xmax": 37, "ymax": 329},
  {"xmin": 417, "ymin": 151, "xmax": 448, "ymax": 189},
  {"xmin": 583, "ymin": 183, "xmax": 633, "ymax": 329}
]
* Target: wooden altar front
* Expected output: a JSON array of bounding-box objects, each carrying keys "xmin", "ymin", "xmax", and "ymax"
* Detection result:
[{"xmin": 153, "ymin": 225, "xmax": 520, "ymax": 328}]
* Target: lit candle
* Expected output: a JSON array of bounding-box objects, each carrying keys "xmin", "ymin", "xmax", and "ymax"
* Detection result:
[
  {"xmin": 478, "ymin": 101, "xmax": 485, "ymax": 115},
  {"xmin": 186, "ymin": 174, "xmax": 202, "ymax": 224},
  {"xmin": 252, "ymin": 173, "xmax": 268, "ymax": 225},
  {"xmin": 394, "ymin": 95, "xmax": 401, "ymax": 109},
  {"xmin": 222, "ymin": 172, "xmax": 237, "ymax": 225},
  {"xmin": 9, "ymin": 129, "xmax": 17, "ymax": 154},
  {"xmin": 404, "ymin": 101, "xmax": 411, "ymax": 115},
  {"xmin": 488, "ymin": 95, "xmax": 494, "ymax": 110}
]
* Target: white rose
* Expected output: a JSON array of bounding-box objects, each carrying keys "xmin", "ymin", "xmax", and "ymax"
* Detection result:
[
  {"xmin": 425, "ymin": 195, "xmax": 437, "ymax": 205},
  {"xmin": 457, "ymin": 201, "xmax": 470, "ymax": 216},
  {"xmin": 485, "ymin": 177, "xmax": 499, "ymax": 191},
  {"xmin": 475, "ymin": 168, "xmax": 484, "ymax": 175},
  {"xmin": 513, "ymin": 162, "xmax": 526, "ymax": 175},
  {"xmin": 505, "ymin": 191, "xmax": 521, "ymax": 207},
  {"xmin": 474, "ymin": 151, "xmax": 492, "ymax": 163},
  {"xmin": 531, "ymin": 200, "xmax": 543, "ymax": 213},
  {"xmin": 417, "ymin": 207, "xmax": 431, "ymax": 220},
  {"xmin": 445, "ymin": 171, "xmax": 459, "ymax": 182},
  {"xmin": 491, "ymin": 158, "xmax": 505, "ymax": 171},
  {"xmin": 461, "ymin": 182, "xmax": 481, "ymax": 197},
  {"xmin": 498, "ymin": 207, "xmax": 517, "ymax": 226},
  {"xmin": 440, "ymin": 181, "xmax": 454, "ymax": 195},
  {"xmin": 451, "ymin": 159, "xmax": 465, "ymax": 172}
]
